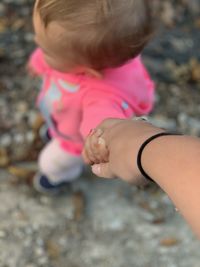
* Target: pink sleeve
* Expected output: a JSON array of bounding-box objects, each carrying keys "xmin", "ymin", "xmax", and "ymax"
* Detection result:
[
  {"xmin": 28, "ymin": 48, "xmax": 49, "ymax": 75},
  {"xmin": 80, "ymin": 92, "xmax": 127, "ymax": 139}
]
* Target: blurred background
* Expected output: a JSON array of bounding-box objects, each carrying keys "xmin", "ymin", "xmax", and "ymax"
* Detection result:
[{"xmin": 0, "ymin": 0, "xmax": 200, "ymax": 266}]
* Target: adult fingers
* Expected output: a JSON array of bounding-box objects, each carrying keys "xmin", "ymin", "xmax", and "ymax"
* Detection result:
[{"xmin": 92, "ymin": 163, "xmax": 115, "ymax": 179}]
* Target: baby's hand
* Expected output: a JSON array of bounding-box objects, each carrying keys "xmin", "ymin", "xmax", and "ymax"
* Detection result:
[{"xmin": 83, "ymin": 129, "xmax": 109, "ymax": 165}]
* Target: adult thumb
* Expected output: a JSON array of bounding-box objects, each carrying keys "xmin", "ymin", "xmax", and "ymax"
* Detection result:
[{"xmin": 92, "ymin": 163, "xmax": 114, "ymax": 179}]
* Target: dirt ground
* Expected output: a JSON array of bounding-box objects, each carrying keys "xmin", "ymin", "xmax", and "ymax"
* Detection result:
[{"xmin": 0, "ymin": 0, "xmax": 200, "ymax": 266}]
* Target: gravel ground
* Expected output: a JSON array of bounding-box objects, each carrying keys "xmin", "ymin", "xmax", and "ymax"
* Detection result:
[{"xmin": 0, "ymin": 0, "xmax": 200, "ymax": 266}]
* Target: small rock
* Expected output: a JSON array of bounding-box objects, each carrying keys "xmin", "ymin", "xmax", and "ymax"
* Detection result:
[
  {"xmin": 26, "ymin": 264, "xmax": 36, "ymax": 267},
  {"xmin": 0, "ymin": 148, "xmax": 10, "ymax": 167},
  {"xmin": 26, "ymin": 131, "xmax": 36, "ymax": 144},
  {"xmin": 8, "ymin": 166, "xmax": 34, "ymax": 181},
  {"xmin": 25, "ymin": 33, "xmax": 34, "ymax": 42},
  {"xmin": 10, "ymin": 144, "xmax": 32, "ymax": 162},
  {"xmin": 16, "ymin": 101, "xmax": 29, "ymax": 113},
  {"xmin": 13, "ymin": 133, "xmax": 25, "ymax": 144},
  {"xmin": 0, "ymin": 18, "xmax": 8, "ymax": 33},
  {"xmin": 40, "ymin": 196, "xmax": 51, "ymax": 205},
  {"xmin": 14, "ymin": 210, "xmax": 28, "ymax": 221},
  {"xmin": 46, "ymin": 240, "xmax": 61, "ymax": 259},
  {"xmin": 190, "ymin": 58, "xmax": 200, "ymax": 83},
  {"xmin": 195, "ymin": 18, "xmax": 200, "ymax": 28},
  {"xmin": 37, "ymin": 257, "xmax": 48, "ymax": 265},
  {"xmin": 28, "ymin": 110, "xmax": 39, "ymax": 128},
  {"xmin": 151, "ymin": 217, "xmax": 166, "ymax": 225},
  {"xmin": 72, "ymin": 191, "xmax": 85, "ymax": 221},
  {"xmin": 35, "ymin": 247, "xmax": 44, "ymax": 257},
  {"xmin": 161, "ymin": 2, "xmax": 175, "ymax": 27},
  {"xmin": 0, "ymin": 230, "xmax": 6, "ymax": 238},
  {"xmin": 0, "ymin": 134, "xmax": 12, "ymax": 147},
  {"xmin": 31, "ymin": 113, "xmax": 44, "ymax": 131},
  {"xmin": 177, "ymin": 113, "xmax": 188, "ymax": 130},
  {"xmin": 0, "ymin": 3, "xmax": 6, "ymax": 14},
  {"xmin": 12, "ymin": 18, "xmax": 25, "ymax": 30},
  {"xmin": 182, "ymin": 0, "xmax": 200, "ymax": 15},
  {"xmin": 36, "ymin": 237, "xmax": 44, "ymax": 247},
  {"xmin": 160, "ymin": 237, "xmax": 180, "ymax": 247}
]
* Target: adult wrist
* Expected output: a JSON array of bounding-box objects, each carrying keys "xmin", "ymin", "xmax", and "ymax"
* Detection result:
[
  {"xmin": 124, "ymin": 127, "xmax": 162, "ymax": 183},
  {"xmin": 137, "ymin": 132, "xmax": 182, "ymax": 183}
]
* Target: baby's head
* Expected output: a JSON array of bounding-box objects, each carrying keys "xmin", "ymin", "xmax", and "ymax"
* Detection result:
[{"xmin": 33, "ymin": 0, "xmax": 153, "ymax": 74}]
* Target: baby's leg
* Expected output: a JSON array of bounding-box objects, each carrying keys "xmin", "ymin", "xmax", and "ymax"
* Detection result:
[
  {"xmin": 39, "ymin": 138, "xmax": 83, "ymax": 183},
  {"xmin": 34, "ymin": 139, "xmax": 83, "ymax": 193}
]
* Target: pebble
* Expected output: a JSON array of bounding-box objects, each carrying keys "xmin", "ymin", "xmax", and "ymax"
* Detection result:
[
  {"xmin": 16, "ymin": 101, "xmax": 29, "ymax": 113},
  {"xmin": 0, "ymin": 3, "xmax": 6, "ymax": 14},
  {"xmin": 40, "ymin": 196, "xmax": 51, "ymax": 205},
  {"xmin": 190, "ymin": 58, "xmax": 200, "ymax": 82},
  {"xmin": 188, "ymin": 117, "xmax": 200, "ymax": 135},
  {"xmin": 10, "ymin": 144, "xmax": 30, "ymax": 162},
  {"xmin": 14, "ymin": 228, "xmax": 25, "ymax": 239},
  {"xmin": 160, "ymin": 237, "xmax": 180, "ymax": 247},
  {"xmin": 14, "ymin": 112, "xmax": 26, "ymax": 124},
  {"xmin": 27, "ymin": 110, "xmax": 39, "ymax": 127},
  {"xmin": 177, "ymin": 113, "xmax": 200, "ymax": 135},
  {"xmin": 171, "ymin": 37, "xmax": 194, "ymax": 53},
  {"xmin": 0, "ymin": 148, "xmax": 9, "ymax": 167},
  {"xmin": 24, "ymin": 238, "xmax": 32, "ymax": 247},
  {"xmin": 25, "ymin": 33, "xmax": 34, "ymax": 42},
  {"xmin": 32, "ymin": 223, "xmax": 40, "ymax": 231},
  {"xmin": 35, "ymin": 247, "xmax": 44, "ymax": 257},
  {"xmin": 161, "ymin": 2, "xmax": 175, "ymax": 27},
  {"xmin": 26, "ymin": 264, "xmax": 36, "ymax": 267},
  {"xmin": 182, "ymin": 0, "xmax": 200, "ymax": 14},
  {"xmin": 36, "ymin": 237, "xmax": 44, "ymax": 247},
  {"xmin": 37, "ymin": 256, "xmax": 48, "ymax": 265},
  {"xmin": 26, "ymin": 131, "xmax": 35, "ymax": 143},
  {"xmin": 0, "ymin": 230, "xmax": 6, "ymax": 238},
  {"xmin": 13, "ymin": 133, "xmax": 25, "ymax": 144},
  {"xmin": 0, "ymin": 134, "xmax": 12, "ymax": 147},
  {"xmin": 177, "ymin": 113, "xmax": 188, "ymax": 130},
  {"xmin": 24, "ymin": 226, "xmax": 34, "ymax": 235}
]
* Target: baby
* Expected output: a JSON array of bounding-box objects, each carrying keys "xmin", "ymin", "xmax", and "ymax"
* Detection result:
[{"xmin": 28, "ymin": 0, "xmax": 155, "ymax": 193}]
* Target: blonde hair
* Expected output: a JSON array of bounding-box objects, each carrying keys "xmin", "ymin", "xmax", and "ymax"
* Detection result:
[{"xmin": 37, "ymin": 0, "xmax": 153, "ymax": 70}]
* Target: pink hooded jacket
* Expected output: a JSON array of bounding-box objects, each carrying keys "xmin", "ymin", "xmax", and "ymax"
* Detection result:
[{"xmin": 30, "ymin": 48, "xmax": 155, "ymax": 155}]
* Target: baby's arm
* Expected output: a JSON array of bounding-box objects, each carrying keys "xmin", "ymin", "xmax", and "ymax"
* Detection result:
[{"xmin": 81, "ymin": 92, "xmax": 126, "ymax": 164}]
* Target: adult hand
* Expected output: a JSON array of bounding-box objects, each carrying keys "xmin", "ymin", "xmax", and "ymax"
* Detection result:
[
  {"xmin": 84, "ymin": 118, "xmax": 200, "ymax": 238},
  {"xmin": 83, "ymin": 118, "xmax": 163, "ymax": 184}
]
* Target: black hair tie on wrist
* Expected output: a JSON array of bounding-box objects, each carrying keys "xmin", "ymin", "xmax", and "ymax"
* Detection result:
[{"xmin": 137, "ymin": 132, "xmax": 182, "ymax": 182}]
